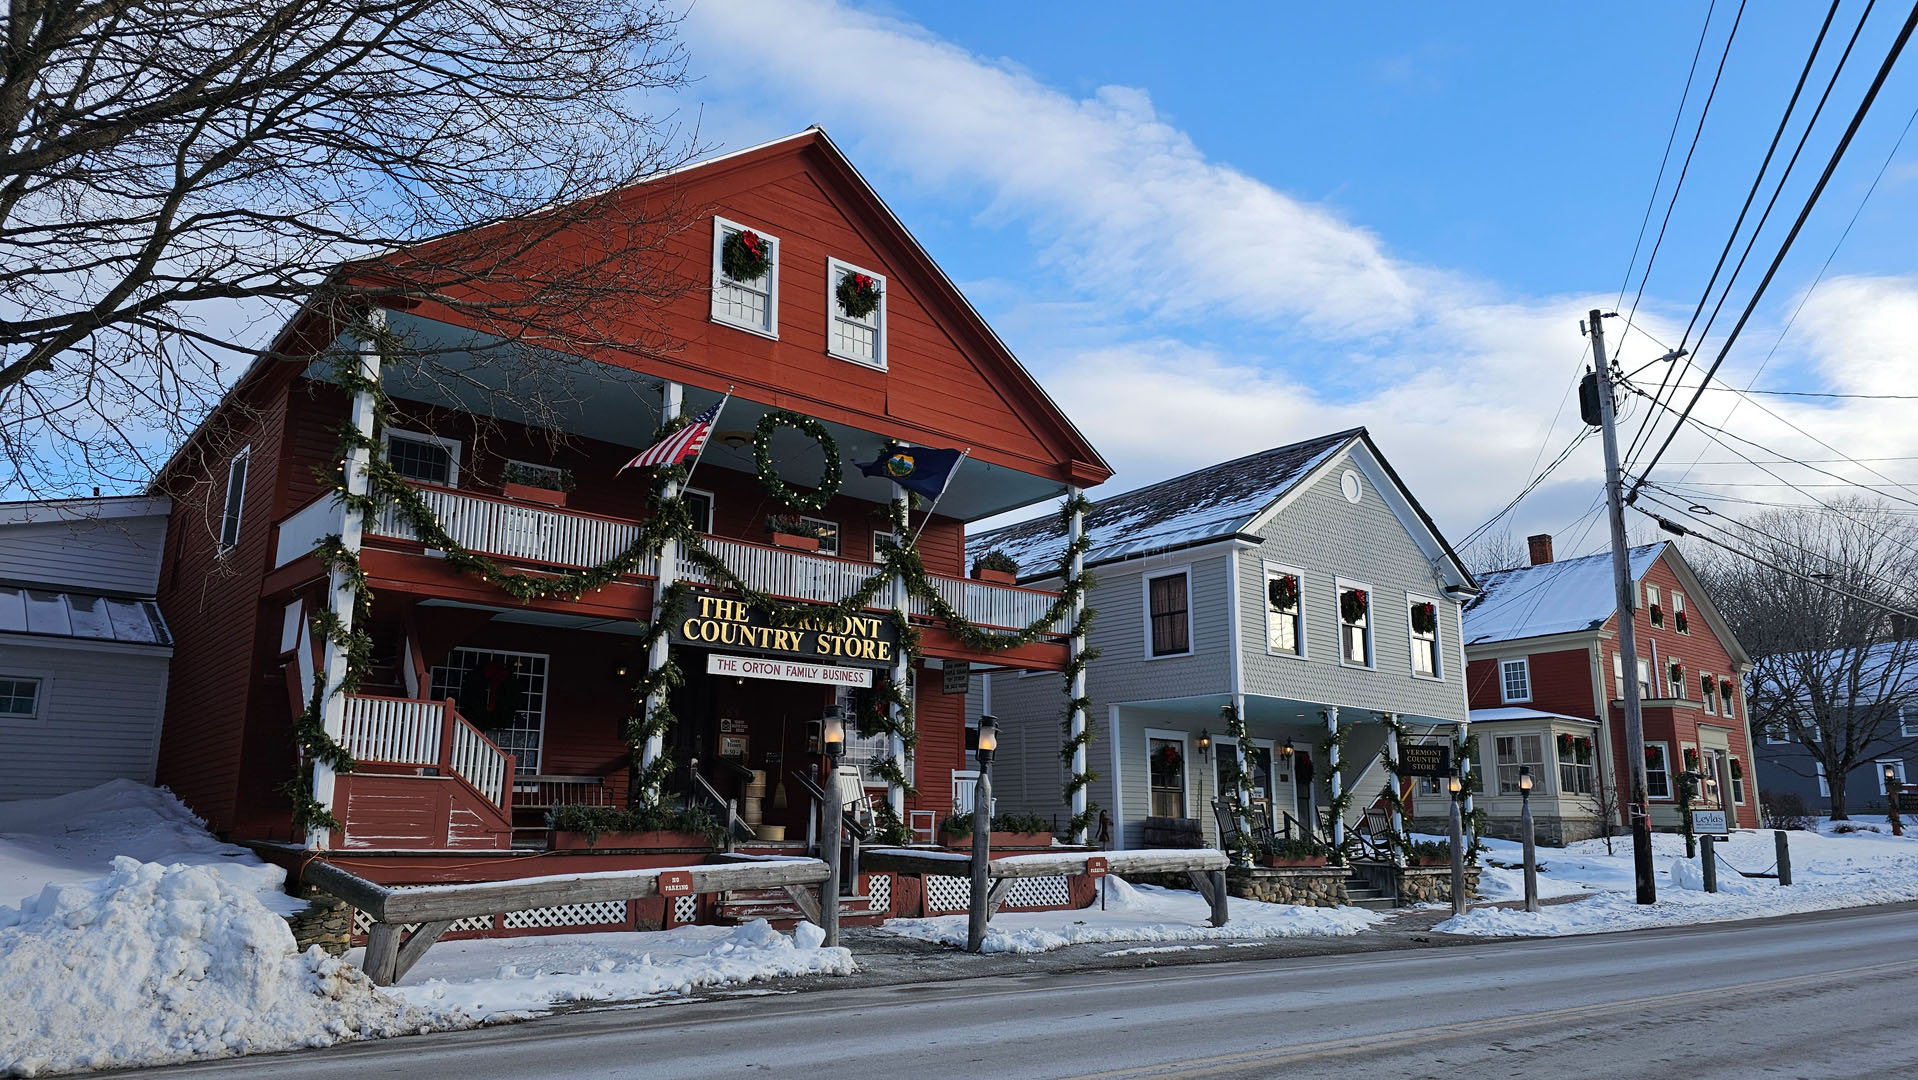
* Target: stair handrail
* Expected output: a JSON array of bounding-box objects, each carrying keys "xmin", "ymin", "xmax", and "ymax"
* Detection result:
[
  {"xmin": 687, "ymin": 757, "xmax": 756, "ymax": 848},
  {"xmin": 790, "ymin": 770, "xmax": 872, "ymax": 843},
  {"xmin": 439, "ymin": 699, "xmax": 514, "ymax": 811}
]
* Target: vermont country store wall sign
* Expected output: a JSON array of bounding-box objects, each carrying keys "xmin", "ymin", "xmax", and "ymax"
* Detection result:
[{"xmin": 671, "ymin": 594, "xmax": 900, "ymax": 664}]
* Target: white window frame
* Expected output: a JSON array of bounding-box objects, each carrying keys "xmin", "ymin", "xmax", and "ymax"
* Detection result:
[
  {"xmin": 0, "ymin": 672, "xmax": 49, "ymax": 723},
  {"xmin": 1500, "ymin": 657, "xmax": 1532, "ymax": 704},
  {"xmin": 1406, "ymin": 591, "xmax": 1444, "ymax": 680},
  {"xmin": 1142, "ymin": 566, "xmax": 1195, "ymax": 661},
  {"xmin": 1816, "ymin": 760, "xmax": 1829, "ymax": 797},
  {"xmin": 1668, "ymin": 661, "xmax": 1686, "ymax": 700},
  {"xmin": 1334, "ymin": 576, "xmax": 1375, "ymax": 670},
  {"xmin": 1900, "ymin": 705, "xmax": 1917, "ymax": 738},
  {"xmin": 872, "ymin": 530, "xmax": 898, "ymax": 563},
  {"xmin": 1672, "ymin": 590, "xmax": 1690, "ymax": 634},
  {"xmin": 710, "ymin": 216, "xmax": 780, "ymax": 338},
  {"xmin": 1495, "ymin": 733, "xmax": 1547, "ymax": 796},
  {"xmin": 219, "ymin": 445, "xmax": 251, "ymax": 552},
  {"xmin": 1701, "ymin": 671, "xmax": 1717, "ymax": 715},
  {"xmin": 682, "ymin": 487, "xmax": 715, "ymax": 534},
  {"xmin": 1214, "ymin": 735, "xmax": 1278, "ymax": 830},
  {"xmin": 1645, "ymin": 741, "xmax": 1673, "ymax": 801},
  {"xmin": 1558, "ymin": 732, "xmax": 1597, "ymax": 796},
  {"xmin": 1730, "ymin": 756, "xmax": 1745, "ymax": 804},
  {"xmin": 1877, "ymin": 759, "xmax": 1908, "ymax": 796},
  {"xmin": 1263, "ymin": 561, "xmax": 1307, "ymax": 660},
  {"xmin": 824, "ymin": 256, "xmax": 887, "ymax": 369},
  {"xmin": 1646, "ymin": 584, "xmax": 1663, "ymax": 627},
  {"xmin": 429, "ymin": 646, "xmax": 549, "ymax": 775},
  {"xmin": 1145, "ymin": 727, "xmax": 1191, "ymax": 819},
  {"xmin": 799, "ymin": 515, "xmax": 840, "ymax": 557},
  {"xmin": 381, "ymin": 429, "xmax": 461, "ymax": 488},
  {"xmin": 1612, "ymin": 653, "xmax": 1651, "ymax": 701}
]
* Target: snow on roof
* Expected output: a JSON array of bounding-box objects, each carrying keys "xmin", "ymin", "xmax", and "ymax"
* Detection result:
[
  {"xmin": 1469, "ymin": 707, "xmax": 1598, "ymax": 725},
  {"xmin": 1463, "ymin": 543, "xmax": 1665, "ymax": 646},
  {"xmin": 970, "ymin": 430, "xmax": 1360, "ymax": 572},
  {"xmin": 0, "ymin": 586, "xmax": 171, "ymax": 647}
]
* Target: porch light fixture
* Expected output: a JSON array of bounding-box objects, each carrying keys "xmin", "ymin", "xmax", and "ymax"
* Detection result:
[
  {"xmin": 976, "ymin": 715, "xmax": 998, "ymax": 767},
  {"xmin": 613, "ymin": 663, "xmax": 631, "ymax": 679},
  {"xmin": 1886, "ymin": 763, "xmax": 1899, "ymax": 786},
  {"xmin": 1281, "ymin": 740, "xmax": 1294, "ymax": 759},
  {"xmin": 1518, "ymin": 766, "xmax": 1532, "ymax": 793},
  {"xmin": 1197, "ymin": 730, "xmax": 1212, "ymax": 761},
  {"xmin": 821, "ymin": 706, "xmax": 846, "ymax": 763}
]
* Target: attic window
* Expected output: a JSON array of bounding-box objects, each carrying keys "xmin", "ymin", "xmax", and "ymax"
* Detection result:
[
  {"xmin": 712, "ymin": 217, "xmax": 779, "ymax": 337},
  {"xmin": 826, "ymin": 257, "xmax": 886, "ymax": 369}
]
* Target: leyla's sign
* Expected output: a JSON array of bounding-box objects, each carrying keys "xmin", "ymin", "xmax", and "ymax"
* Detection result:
[{"xmin": 673, "ymin": 594, "xmax": 899, "ymax": 665}]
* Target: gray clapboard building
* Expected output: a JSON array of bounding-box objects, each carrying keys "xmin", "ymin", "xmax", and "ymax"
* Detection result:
[
  {"xmin": 0, "ymin": 496, "xmax": 174, "ymax": 800},
  {"xmin": 968, "ymin": 429, "xmax": 1477, "ymax": 850}
]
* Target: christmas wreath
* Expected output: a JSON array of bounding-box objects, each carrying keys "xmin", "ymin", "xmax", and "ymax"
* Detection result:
[
  {"xmin": 1730, "ymin": 758, "xmax": 1743, "ymax": 780},
  {"xmin": 1648, "ymin": 604, "xmax": 1664, "ymax": 627},
  {"xmin": 1645, "ymin": 746, "xmax": 1661, "ymax": 766},
  {"xmin": 1683, "ymin": 747, "xmax": 1700, "ymax": 770},
  {"xmin": 1157, "ymin": 743, "xmax": 1183, "ymax": 770},
  {"xmin": 835, "ymin": 270, "xmax": 882, "ymax": 319},
  {"xmin": 1557, "ymin": 732, "xmax": 1575, "ymax": 756},
  {"xmin": 1674, "ymin": 610, "xmax": 1690, "ymax": 633},
  {"xmin": 1268, "ymin": 574, "xmax": 1299, "ymax": 612},
  {"xmin": 1719, "ymin": 679, "xmax": 1734, "ymax": 700},
  {"xmin": 753, "ymin": 409, "xmax": 843, "ymax": 513},
  {"xmin": 1410, "ymin": 601, "xmax": 1438, "ymax": 635},
  {"xmin": 1339, "ymin": 587, "xmax": 1369, "ymax": 625},
  {"xmin": 1669, "ymin": 663, "xmax": 1684, "ymax": 691},
  {"xmin": 722, "ymin": 229, "xmax": 772, "ymax": 282}
]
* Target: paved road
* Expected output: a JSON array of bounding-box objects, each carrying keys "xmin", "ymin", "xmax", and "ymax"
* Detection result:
[{"xmin": 145, "ymin": 902, "xmax": 1918, "ymax": 1079}]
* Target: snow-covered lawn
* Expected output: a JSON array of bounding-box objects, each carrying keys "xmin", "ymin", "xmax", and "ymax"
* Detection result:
[
  {"xmin": 0, "ymin": 782, "xmax": 853, "ymax": 1076},
  {"xmin": 1441, "ymin": 824, "xmax": 1918, "ymax": 937},
  {"xmin": 877, "ymin": 875, "xmax": 1383, "ymax": 954}
]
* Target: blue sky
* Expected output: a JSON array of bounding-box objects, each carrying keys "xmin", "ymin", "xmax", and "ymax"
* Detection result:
[{"xmin": 675, "ymin": 1, "xmax": 1918, "ymax": 558}]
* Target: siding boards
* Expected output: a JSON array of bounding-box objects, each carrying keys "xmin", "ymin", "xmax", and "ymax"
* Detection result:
[
  {"xmin": 0, "ymin": 515, "xmax": 168, "ymax": 595},
  {"xmin": 0, "ymin": 642, "xmax": 170, "ymax": 800}
]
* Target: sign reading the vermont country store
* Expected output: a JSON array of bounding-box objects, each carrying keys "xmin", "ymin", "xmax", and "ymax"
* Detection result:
[
  {"xmin": 673, "ymin": 594, "xmax": 899, "ymax": 665},
  {"xmin": 1400, "ymin": 744, "xmax": 1453, "ymax": 778}
]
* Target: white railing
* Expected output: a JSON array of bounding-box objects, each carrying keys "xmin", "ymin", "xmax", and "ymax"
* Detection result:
[
  {"xmin": 340, "ymin": 695, "xmax": 443, "ymax": 767},
  {"xmin": 684, "ymin": 537, "xmax": 883, "ymax": 605},
  {"xmin": 366, "ymin": 486, "xmax": 652, "ymax": 574},
  {"xmin": 274, "ymin": 493, "xmax": 344, "ymax": 568},
  {"xmin": 338, "ymin": 694, "xmax": 512, "ymax": 810},
  {"xmin": 912, "ymin": 574, "xmax": 1063, "ymax": 633}
]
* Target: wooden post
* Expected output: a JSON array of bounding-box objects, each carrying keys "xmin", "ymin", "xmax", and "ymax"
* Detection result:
[
  {"xmin": 1701, "ymin": 834, "xmax": 1718, "ymax": 893},
  {"xmin": 820, "ymin": 766, "xmax": 842, "ymax": 947},
  {"xmin": 640, "ymin": 381, "xmax": 681, "ymax": 805},
  {"xmin": 1448, "ymin": 788, "xmax": 1466, "ymax": 916},
  {"xmin": 311, "ymin": 310, "xmax": 382, "ymax": 849},
  {"xmin": 966, "ymin": 769, "xmax": 994, "ymax": 953},
  {"xmin": 1520, "ymin": 785, "xmax": 1539, "ymax": 914},
  {"xmin": 888, "ymin": 470, "xmax": 911, "ymax": 822},
  {"xmin": 1210, "ymin": 869, "xmax": 1229, "ymax": 927},
  {"xmin": 1066, "ymin": 486, "xmax": 1089, "ymax": 843},
  {"xmin": 1775, "ymin": 829, "xmax": 1792, "ymax": 886},
  {"xmin": 363, "ymin": 922, "xmax": 401, "ymax": 986}
]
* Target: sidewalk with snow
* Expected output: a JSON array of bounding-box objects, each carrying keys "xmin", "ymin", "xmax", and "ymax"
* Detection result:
[{"xmin": 1441, "ymin": 823, "xmax": 1918, "ymax": 937}]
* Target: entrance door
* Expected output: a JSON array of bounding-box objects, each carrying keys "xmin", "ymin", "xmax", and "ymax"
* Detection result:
[
  {"xmin": 429, "ymin": 647, "xmax": 549, "ymax": 775},
  {"xmin": 1215, "ymin": 739, "xmax": 1276, "ymax": 830}
]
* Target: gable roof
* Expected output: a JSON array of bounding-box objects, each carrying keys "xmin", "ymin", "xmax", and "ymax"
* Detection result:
[{"xmin": 1463, "ymin": 543, "xmax": 1665, "ymax": 646}]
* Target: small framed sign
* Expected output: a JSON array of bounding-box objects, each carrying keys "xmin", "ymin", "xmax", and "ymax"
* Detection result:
[
  {"xmin": 658, "ymin": 870, "xmax": 695, "ymax": 898},
  {"xmin": 1898, "ymin": 791, "xmax": 1918, "ymax": 814},
  {"xmin": 1085, "ymin": 856, "xmax": 1109, "ymax": 879},
  {"xmin": 1401, "ymin": 744, "xmax": 1453, "ymax": 778},
  {"xmin": 942, "ymin": 660, "xmax": 971, "ymax": 696},
  {"xmin": 1691, "ymin": 809, "xmax": 1729, "ymax": 835}
]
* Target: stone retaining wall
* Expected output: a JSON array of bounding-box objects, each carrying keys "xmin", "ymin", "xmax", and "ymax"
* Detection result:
[
  {"xmin": 1225, "ymin": 866, "xmax": 1349, "ymax": 908},
  {"xmin": 1394, "ymin": 865, "xmax": 1481, "ymax": 905},
  {"xmin": 284, "ymin": 884, "xmax": 351, "ymax": 955}
]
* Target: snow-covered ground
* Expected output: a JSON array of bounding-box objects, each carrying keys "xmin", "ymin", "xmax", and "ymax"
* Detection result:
[
  {"xmin": 878, "ymin": 875, "xmax": 1382, "ymax": 954},
  {"xmin": 1441, "ymin": 824, "xmax": 1918, "ymax": 937}
]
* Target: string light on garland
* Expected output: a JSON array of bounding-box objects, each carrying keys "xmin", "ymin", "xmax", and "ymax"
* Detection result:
[{"xmin": 752, "ymin": 410, "xmax": 843, "ymax": 513}]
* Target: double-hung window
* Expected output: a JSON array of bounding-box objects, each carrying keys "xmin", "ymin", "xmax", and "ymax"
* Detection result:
[
  {"xmin": 1558, "ymin": 735, "xmax": 1596, "ymax": 795},
  {"xmin": 219, "ymin": 447, "xmax": 250, "ymax": 552},
  {"xmin": 800, "ymin": 516, "xmax": 840, "ymax": 557},
  {"xmin": 1901, "ymin": 705, "xmax": 1917, "ymax": 739},
  {"xmin": 1146, "ymin": 571, "xmax": 1191, "ymax": 658},
  {"xmin": 1701, "ymin": 673, "xmax": 1717, "ymax": 714},
  {"xmin": 825, "ymin": 258, "xmax": 886, "ymax": 368},
  {"xmin": 1500, "ymin": 658, "xmax": 1531, "ymax": 703},
  {"xmin": 1148, "ymin": 735, "xmax": 1187, "ymax": 817},
  {"xmin": 1612, "ymin": 654, "xmax": 1651, "ymax": 700},
  {"xmin": 682, "ymin": 488, "xmax": 715, "ymax": 534},
  {"xmin": 1265, "ymin": 567, "xmax": 1303, "ymax": 657},
  {"xmin": 1409, "ymin": 597, "xmax": 1440, "ymax": 677},
  {"xmin": 1496, "ymin": 734, "xmax": 1544, "ymax": 795},
  {"xmin": 1337, "ymin": 583, "xmax": 1371, "ymax": 666},
  {"xmin": 383, "ymin": 430, "xmax": 459, "ymax": 487},
  {"xmin": 1644, "ymin": 743, "xmax": 1673, "ymax": 800},
  {"xmin": 711, "ymin": 217, "xmax": 779, "ymax": 336},
  {"xmin": 872, "ymin": 530, "xmax": 898, "ymax": 563},
  {"xmin": 0, "ymin": 677, "xmax": 41, "ymax": 719},
  {"xmin": 1646, "ymin": 584, "xmax": 1663, "ymax": 627}
]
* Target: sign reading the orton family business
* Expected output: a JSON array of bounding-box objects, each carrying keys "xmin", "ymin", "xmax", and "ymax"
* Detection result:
[
  {"xmin": 673, "ymin": 594, "xmax": 899, "ymax": 664},
  {"xmin": 1400, "ymin": 744, "xmax": 1453, "ymax": 778},
  {"xmin": 707, "ymin": 653, "xmax": 874, "ymax": 689}
]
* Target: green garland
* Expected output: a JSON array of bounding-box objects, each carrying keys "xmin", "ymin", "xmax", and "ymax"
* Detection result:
[
  {"xmin": 1315, "ymin": 719, "xmax": 1357, "ymax": 865},
  {"xmin": 1053, "ymin": 493, "xmax": 1101, "ymax": 840},
  {"xmin": 1217, "ymin": 703, "xmax": 1258, "ymax": 865},
  {"xmin": 753, "ymin": 409, "xmax": 842, "ymax": 513}
]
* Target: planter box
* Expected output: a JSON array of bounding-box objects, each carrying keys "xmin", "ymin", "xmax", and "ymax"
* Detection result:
[
  {"xmin": 942, "ymin": 831, "xmax": 1054, "ymax": 850},
  {"xmin": 1411, "ymin": 856, "xmax": 1451, "ymax": 867},
  {"xmin": 502, "ymin": 482, "xmax": 568, "ymax": 507},
  {"xmin": 1259, "ymin": 855, "xmax": 1328, "ymax": 868},
  {"xmin": 552, "ymin": 830, "xmax": 711, "ymax": 851},
  {"xmin": 972, "ymin": 568, "xmax": 1018, "ymax": 586},
  {"xmin": 768, "ymin": 532, "xmax": 820, "ymax": 552}
]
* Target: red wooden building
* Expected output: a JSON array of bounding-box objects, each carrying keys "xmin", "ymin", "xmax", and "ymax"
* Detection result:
[
  {"xmin": 1459, "ymin": 534, "xmax": 1759, "ymax": 841},
  {"xmin": 149, "ymin": 129, "xmax": 1109, "ymax": 925}
]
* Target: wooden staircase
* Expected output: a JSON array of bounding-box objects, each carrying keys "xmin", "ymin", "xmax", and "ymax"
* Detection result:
[{"xmin": 712, "ymin": 886, "xmax": 885, "ymax": 929}]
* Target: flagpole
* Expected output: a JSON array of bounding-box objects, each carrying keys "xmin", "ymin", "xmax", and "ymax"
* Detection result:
[
  {"xmin": 680, "ymin": 386, "xmax": 733, "ymax": 492},
  {"xmin": 907, "ymin": 448, "xmax": 970, "ymax": 550}
]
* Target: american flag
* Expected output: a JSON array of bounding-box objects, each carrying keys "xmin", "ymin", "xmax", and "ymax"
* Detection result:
[{"xmin": 620, "ymin": 398, "xmax": 727, "ymax": 473}]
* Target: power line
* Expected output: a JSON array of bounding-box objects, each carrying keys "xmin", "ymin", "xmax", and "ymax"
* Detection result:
[
  {"xmin": 1628, "ymin": 1, "xmax": 1918, "ymax": 495},
  {"xmin": 1634, "ymin": 505, "xmax": 1918, "ymax": 619},
  {"xmin": 1458, "ymin": 427, "xmax": 1595, "ymax": 549},
  {"xmin": 1682, "ymin": 386, "xmax": 1918, "ymax": 399}
]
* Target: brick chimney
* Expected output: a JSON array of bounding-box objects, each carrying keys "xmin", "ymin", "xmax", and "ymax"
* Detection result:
[{"xmin": 1527, "ymin": 533, "xmax": 1554, "ymax": 566}]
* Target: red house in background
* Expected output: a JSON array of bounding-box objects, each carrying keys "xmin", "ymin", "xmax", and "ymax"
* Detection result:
[
  {"xmin": 148, "ymin": 129, "xmax": 1109, "ymax": 924},
  {"xmin": 1459, "ymin": 534, "xmax": 1758, "ymax": 842}
]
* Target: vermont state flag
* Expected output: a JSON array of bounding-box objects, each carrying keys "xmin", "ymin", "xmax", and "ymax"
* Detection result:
[{"xmin": 856, "ymin": 443, "xmax": 965, "ymax": 501}]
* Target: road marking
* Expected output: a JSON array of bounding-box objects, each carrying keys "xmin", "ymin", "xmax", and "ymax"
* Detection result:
[{"xmin": 1053, "ymin": 958, "xmax": 1918, "ymax": 1079}]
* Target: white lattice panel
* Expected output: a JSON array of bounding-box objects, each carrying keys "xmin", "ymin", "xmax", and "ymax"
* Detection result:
[
  {"xmin": 503, "ymin": 901, "xmax": 629, "ymax": 929},
  {"xmin": 672, "ymin": 895, "xmax": 699, "ymax": 924},
  {"xmin": 925, "ymin": 874, "xmax": 969, "ymax": 913},
  {"xmin": 1004, "ymin": 876, "xmax": 1071, "ymax": 908},
  {"xmin": 354, "ymin": 911, "xmax": 494, "ymax": 937},
  {"xmin": 866, "ymin": 873, "xmax": 892, "ymax": 913}
]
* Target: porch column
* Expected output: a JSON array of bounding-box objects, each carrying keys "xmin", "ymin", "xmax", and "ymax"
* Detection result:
[
  {"xmin": 1324, "ymin": 706, "xmax": 1343, "ymax": 856},
  {"xmin": 1066, "ymin": 486, "xmax": 1089, "ymax": 843},
  {"xmin": 640, "ymin": 381, "xmax": 682, "ymax": 804},
  {"xmin": 1385, "ymin": 714, "xmax": 1406, "ymax": 867},
  {"xmin": 310, "ymin": 309, "xmax": 383, "ymax": 849},
  {"xmin": 887, "ymin": 472, "xmax": 910, "ymax": 820}
]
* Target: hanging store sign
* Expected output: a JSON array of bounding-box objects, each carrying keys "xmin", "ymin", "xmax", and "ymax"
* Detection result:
[
  {"xmin": 673, "ymin": 594, "xmax": 898, "ymax": 665},
  {"xmin": 1690, "ymin": 809, "xmax": 1729, "ymax": 835},
  {"xmin": 707, "ymin": 653, "xmax": 875, "ymax": 688},
  {"xmin": 1400, "ymin": 744, "xmax": 1453, "ymax": 778},
  {"xmin": 942, "ymin": 660, "xmax": 971, "ymax": 696}
]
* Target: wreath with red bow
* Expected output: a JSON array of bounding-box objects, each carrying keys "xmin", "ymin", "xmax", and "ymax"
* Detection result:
[
  {"xmin": 1410, "ymin": 601, "xmax": 1438, "ymax": 635},
  {"xmin": 1268, "ymin": 574, "xmax": 1299, "ymax": 612},
  {"xmin": 722, "ymin": 229, "xmax": 772, "ymax": 282},
  {"xmin": 835, "ymin": 270, "xmax": 882, "ymax": 319},
  {"xmin": 1339, "ymin": 588, "xmax": 1369, "ymax": 625}
]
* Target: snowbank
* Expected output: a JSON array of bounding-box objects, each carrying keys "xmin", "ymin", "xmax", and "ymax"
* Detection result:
[
  {"xmin": 878, "ymin": 875, "xmax": 1381, "ymax": 954},
  {"xmin": 376, "ymin": 921, "xmax": 856, "ymax": 1021},
  {"xmin": 1439, "ymin": 826, "xmax": 1918, "ymax": 937},
  {"xmin": 0, "ymin": 858, "xmax": 439, "ymax": 1077},
  {"xmin": 0, "ymin": 780, "xmax": 302, "ymax": 916}
]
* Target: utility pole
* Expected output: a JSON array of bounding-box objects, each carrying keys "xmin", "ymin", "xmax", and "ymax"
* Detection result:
[{"xmin": 1587, "ymin": 309, "xmax": 1656, "ymax": 904}]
